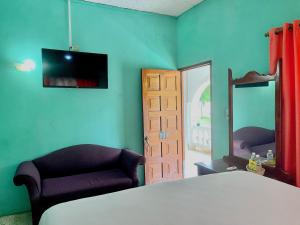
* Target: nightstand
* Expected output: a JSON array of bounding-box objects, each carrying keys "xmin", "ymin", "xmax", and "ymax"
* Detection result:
[
  {"xmin": 195, "ymin": 157, "xmax": 246, "ymax": 176},
  {"xmin": 195, "ymin": 156, "xmax": 294, "ymax": 185}
]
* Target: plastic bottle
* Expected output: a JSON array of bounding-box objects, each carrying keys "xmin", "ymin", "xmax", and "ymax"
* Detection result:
[
  {"xmin": 250, "ymin": 152, "xmax": 256, "ymax": 160},
  {"xmin": 255, "ymin": 154, "xmax": 261, "ymax": 166},
  {"xmin": 267, "ymin": 150, "xmax": 274, "ymax": 162}
]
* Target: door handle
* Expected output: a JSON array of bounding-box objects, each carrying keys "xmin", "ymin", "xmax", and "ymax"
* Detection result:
[
  {"xmin": 144, "ymin": 136, "xmax": 150, "ymax": 154},
  {"xmin": 144, "ymin": 136, "xmax": 150, "ymax": 146}
]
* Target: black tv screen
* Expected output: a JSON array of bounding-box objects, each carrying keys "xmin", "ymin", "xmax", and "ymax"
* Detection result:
[{"xmin": 42, "ymin": 49, "xmax": 108, "ymax": 89}]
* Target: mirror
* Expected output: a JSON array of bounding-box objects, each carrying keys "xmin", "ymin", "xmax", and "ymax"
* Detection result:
[{"xmin": 228, "ymin": 70, "xmax": 277, "ymax": 167}]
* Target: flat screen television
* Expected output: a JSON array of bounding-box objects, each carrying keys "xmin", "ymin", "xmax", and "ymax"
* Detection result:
[{"xmin": 42, "ymin": 49, "xmax": 108, "ymax": 89}]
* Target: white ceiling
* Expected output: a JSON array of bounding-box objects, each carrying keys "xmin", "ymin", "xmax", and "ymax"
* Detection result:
[{"xmin": 84, "ymin": 0, "xmax": 203, "ymax": 17}]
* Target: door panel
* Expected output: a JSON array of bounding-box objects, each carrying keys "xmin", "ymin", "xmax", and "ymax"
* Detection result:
[
  {"xmin": 163, "ymin": 159, "xmax": 182, "ymax": 180},
  {"xmin": 149, "ymin": 116, "xmax": 161, "ymax": 132},
  {"xmin": 142, "ymin": 69, "xmax": 183, "ymax": 185},
  {"xmin": 146, "ymin": 144, "xmax": 162, "ymax": 158},
  {"xmin": 162, "ymin": 141, "xmax": 178, "ymax": 157},
  {"xmin": 147, "ymin": 162, "xmax": 163, "ymax": 182},
  {"xmin": 162, "ymin": 74, "xmax": 178, "ymax": 91},
  {"xmin": 148, "ymin": 96, "xmax": 161, "ymax": 112},
  {"xmin": 163, "ymin": 115, "xmax": 178, "ymax": 130},
  {"xmin": 163, "ymin": 96, "xmax": 178, "ymax": 111},
  {"xmin": 145, "ymin": 74, "xmax": 160, "ymax": 91}
]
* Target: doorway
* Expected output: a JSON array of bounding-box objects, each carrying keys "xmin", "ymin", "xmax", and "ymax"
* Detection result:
[{"xmin": 181, "ymin": 63, "xmax": 212, "ymax": 178}]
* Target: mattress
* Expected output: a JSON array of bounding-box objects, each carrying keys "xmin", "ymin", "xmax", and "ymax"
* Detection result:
[{"xmin": 39, "ymin": 171, "xmax": 300, "ymax": 225}]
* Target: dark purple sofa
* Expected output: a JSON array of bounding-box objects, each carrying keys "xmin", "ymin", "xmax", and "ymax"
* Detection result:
[
  {"xmin": 13, "ymin": 144, "xmax": 145, "ymax": 225},
  {"xmin": 233, "ymin": 126, "xmax": 275, "ymax": 159}
]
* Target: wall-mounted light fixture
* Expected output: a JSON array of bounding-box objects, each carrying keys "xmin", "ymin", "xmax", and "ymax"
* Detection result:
[
  {"xmin": 15, "ymin": 59, "xmax": 36, "ymax": 72},
  {"xmin": 64, "ymin": 53, "xmax": 72, "ymax": 61}
]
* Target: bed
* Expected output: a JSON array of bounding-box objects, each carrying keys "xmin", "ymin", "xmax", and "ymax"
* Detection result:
[{"xmin": 39, "ymin": 171, "xmax": 300, "ymax": 225}]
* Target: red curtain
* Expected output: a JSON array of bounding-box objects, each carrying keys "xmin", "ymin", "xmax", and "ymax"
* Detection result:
[
  {"xmin": 269, "ymin": 27, "xmax": 282, "ymax": 74},
  {"xmin": 269, "ymin": 20, "xmax": 300, "ymax": 186}
]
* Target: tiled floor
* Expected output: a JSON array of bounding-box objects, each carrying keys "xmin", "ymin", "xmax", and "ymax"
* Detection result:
[
  {"xmin": 184, "ymin": 149, "xmax": 211, "ymax": 178},
  {"xmin": 0, "ymin": 213, "xmax": 31, "ymax": 225}
]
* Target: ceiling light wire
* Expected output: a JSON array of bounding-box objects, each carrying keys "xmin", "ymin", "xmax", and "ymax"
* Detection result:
[{"xmin": 68, "ymin": 0, "xmax": 73, "ymax": 50}]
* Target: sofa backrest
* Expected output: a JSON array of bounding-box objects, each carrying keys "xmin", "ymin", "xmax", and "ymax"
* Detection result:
[{"xmin": 33, "ymin": 144, "xmax": 122, "ymax": 178}]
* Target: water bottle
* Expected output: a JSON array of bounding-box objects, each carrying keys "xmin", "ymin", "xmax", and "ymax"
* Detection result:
[
  {"xmin": 255, "ymin": 154, "xmax": 261, "ymax": 166},
  {"xmin": 250, "ymin": 152, "xmax": 256, "ymax": 160},
  {"xmin": 267, "ymin": 150, "xmax": 274, "ymax": 162}
]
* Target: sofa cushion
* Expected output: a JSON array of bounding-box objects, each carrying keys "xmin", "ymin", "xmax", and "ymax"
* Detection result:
[
  {"xmin": 41, "ymin": 169, "xmax": 132, "ymax": 206},
  {"xmin": 34, "ymin": 145, "xmax": 122, "ymax": 178}
]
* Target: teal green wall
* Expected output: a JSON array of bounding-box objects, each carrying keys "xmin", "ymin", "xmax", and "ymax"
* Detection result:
[
  {"xmin": 0, "ymin": 0, "xmax": 176, "ymax": 216},
  {"xmin": 2, "ymin": 0, "xmax": 300, "ymax": 217},
  {"xmin": 177, "ymin": 0, "xmax": 300, "ymax": 159},
  {"xmin": 233, "ymin": 83, "xmax": 275, "ymax": 131}
]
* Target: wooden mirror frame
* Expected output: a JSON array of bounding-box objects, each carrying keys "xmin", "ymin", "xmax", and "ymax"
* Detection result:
[
  {"xmin": 228, "ymin": 69, "xmax": 279, "ymax": 163},
  {"xmin": 227, "ymin": 64, "xmax": 293, "ymax": 183}
]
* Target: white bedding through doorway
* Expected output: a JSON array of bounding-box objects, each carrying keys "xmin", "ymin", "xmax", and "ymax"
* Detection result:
[{"xmin": 39, "ymin": 171, "xmax": 300, "ymax": 225}]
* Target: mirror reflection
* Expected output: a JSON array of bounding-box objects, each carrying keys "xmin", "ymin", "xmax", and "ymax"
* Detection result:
[{"xmin": 232, "ymin": 81, "xmax": 276, "ymax": 165}]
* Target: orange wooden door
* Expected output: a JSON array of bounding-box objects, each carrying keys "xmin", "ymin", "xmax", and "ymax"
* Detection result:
[{"xmin": 142, "ymin": 69, "xmax": 183, "ymax": 185}]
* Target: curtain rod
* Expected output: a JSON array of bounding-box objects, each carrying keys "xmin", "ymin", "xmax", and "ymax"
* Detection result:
[
  {"xmin": 265, "ymin": 24, "xmax": 299, "ymax": 37},
  {"xmin": 264, "ymin": 29, "xmax": 282, "ymax": 37}
]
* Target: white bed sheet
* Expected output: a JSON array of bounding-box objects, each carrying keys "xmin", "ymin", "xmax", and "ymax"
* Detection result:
[{"xmin": 39, "ymin": 171, "xmax": 300, "ymax": 225}]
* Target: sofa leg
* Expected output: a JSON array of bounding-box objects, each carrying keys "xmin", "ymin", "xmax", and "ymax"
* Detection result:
[
  {"xmin": 31, "ymin": 213, "xmax": 39, "ymax": 225},
  {"xmin": 31, "ymin": 207, "xmax": 43, "ymax": 225}
]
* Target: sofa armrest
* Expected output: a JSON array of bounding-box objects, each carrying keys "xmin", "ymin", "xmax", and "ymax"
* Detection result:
[
  {"xmin": 13, "ymin": 161, "xmax": 41, "ymax": 200},
  {"xmin": 120, "ymin": 149, "xmax": 145, "ymax": 186}
]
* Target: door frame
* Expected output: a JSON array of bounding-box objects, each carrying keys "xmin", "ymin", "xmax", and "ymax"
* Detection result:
[{"xmin": 179, "ymin": 60, "xmax": 213, "ymax": 165}]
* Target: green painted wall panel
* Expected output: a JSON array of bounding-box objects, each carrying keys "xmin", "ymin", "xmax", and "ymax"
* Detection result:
[
  {"xmin": 0, "ymin": 0, "xmax": 176, "ymax": 216},
  {"xmin": 177, "ymin": 0, "xmax": 300, "ymax": 159}
]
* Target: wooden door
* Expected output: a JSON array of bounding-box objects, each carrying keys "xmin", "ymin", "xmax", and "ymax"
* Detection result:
[{"xmin": 142, "ymin": 69, "xmax": 183, "ymax": 185}]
